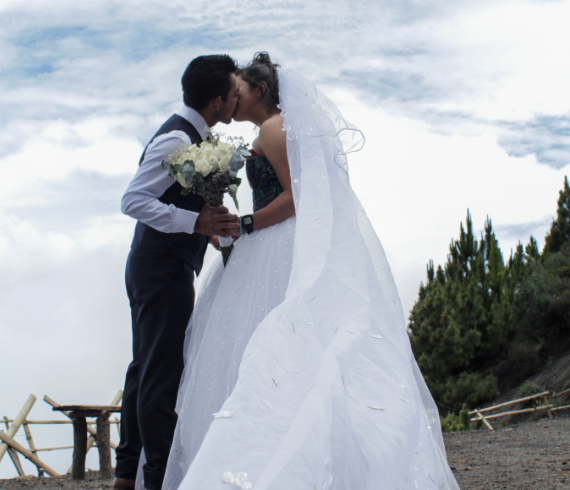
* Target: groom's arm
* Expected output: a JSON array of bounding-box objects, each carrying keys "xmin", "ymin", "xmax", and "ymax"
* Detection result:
[{"xmin": 121, "ymin": 131, "xmax": 200, "ymax": 234}]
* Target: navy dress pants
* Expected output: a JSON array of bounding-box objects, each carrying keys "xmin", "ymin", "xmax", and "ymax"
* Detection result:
[{"xmin": 115, "ymin": 250, "xmax": 195, "ymax": 490}]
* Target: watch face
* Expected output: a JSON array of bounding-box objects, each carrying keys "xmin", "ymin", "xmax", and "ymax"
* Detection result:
[{"xmin": 243, "ymin": 216, "xmax": 253, "ymax": 225}]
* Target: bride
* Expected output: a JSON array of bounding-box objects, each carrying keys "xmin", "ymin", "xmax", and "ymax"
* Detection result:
[{"xmin": 157, "ymin": 53, "xmax": 459, "ymax": 490}]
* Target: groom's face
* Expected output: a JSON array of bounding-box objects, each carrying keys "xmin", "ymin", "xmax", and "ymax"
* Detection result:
[{"xmin": 214, "ymin": 73, "xmax": 239, "ymax": 125}]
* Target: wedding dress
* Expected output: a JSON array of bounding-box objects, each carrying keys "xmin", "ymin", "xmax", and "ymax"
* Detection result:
[{"xmin": 157, "ymin": 69, "xmax": 459, "ymax": 490}]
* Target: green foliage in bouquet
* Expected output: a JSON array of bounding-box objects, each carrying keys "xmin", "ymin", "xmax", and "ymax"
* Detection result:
[{"xmin": 163, "ymin": 151, "xmax": 247, "ymax": 209}]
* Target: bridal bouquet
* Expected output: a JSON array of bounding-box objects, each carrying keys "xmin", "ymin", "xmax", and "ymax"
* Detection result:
[
  {"xmin": 162, "ymin": 130, "xmax": 250, "ymax": 265},
  {"xmin": 162, "ymin": 130, "xmax": 250, "ymax": 209}
]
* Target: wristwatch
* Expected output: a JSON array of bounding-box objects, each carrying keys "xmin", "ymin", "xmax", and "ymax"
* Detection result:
[{"xmin": 240, "ymin": 215, "xmax": 254, "ymax": 235}]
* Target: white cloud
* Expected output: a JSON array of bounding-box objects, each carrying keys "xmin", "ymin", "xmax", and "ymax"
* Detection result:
[
  {"xmin": 420, "ymin": 0, "xmax": 570, "ymax": 121},
  {"xmin": 338, "ymin": 90, "xmax": 567, "ymax": 314},
  {"xmin": 0, "ymin": 118, "xmax": 143, "ymax": 212},
  {"xmin": 0, "ymin": 214, "xmax": 74, "ymax": 275}
]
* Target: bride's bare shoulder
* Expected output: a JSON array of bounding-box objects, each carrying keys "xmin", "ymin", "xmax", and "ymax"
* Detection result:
[
  {"xmin": 259, "ymin": 113, "xmax": 285, "ymax": 142},
  {"xmin": 258, "ymin": 114, "xmax": 286, "ymax": 161}
]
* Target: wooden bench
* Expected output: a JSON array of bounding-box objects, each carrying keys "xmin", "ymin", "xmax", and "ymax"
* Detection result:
[{"xmin": 53, "ymin": 405, "xmax": 121, "ymax": 480}]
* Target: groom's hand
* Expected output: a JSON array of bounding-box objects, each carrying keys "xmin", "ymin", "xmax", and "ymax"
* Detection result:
[{"xmin": 194, "ymin": 204, "xmax": 239, "ymax": 237}]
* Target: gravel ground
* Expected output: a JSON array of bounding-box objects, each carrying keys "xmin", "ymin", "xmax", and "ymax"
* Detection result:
[
  {"xmin": 1, "ymin": 417, "xmax": 569, "ymax": 489},
  {"xmin": 0, "ymin": 471, "xmax": 113, "ymax": 490},
  {"xmin": 444, "ymin": 417, "xmax": 570, "ymax": 489}
]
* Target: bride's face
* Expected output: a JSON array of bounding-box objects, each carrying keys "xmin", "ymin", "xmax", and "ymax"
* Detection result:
[{"xmin": 233, "ymin": 75, "xmax": 260, "ymax": 123}]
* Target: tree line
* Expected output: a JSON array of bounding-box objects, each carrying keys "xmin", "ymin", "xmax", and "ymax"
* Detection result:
[{"xmin": 408, "ymin": 177, "xmax": 570, "ymax": 412}]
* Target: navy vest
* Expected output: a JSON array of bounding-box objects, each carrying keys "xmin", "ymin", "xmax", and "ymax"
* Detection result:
[{"xmin": 130, "ymin": 115, "xmax": 209, "ymax": 274}]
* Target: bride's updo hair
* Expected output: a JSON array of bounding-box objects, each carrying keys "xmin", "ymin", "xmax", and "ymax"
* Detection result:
[{"xmin": 238, "ymin": 52, "xmax": 280, "ymax": 111}]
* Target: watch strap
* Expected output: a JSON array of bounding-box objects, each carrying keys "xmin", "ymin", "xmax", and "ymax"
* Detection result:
[{"xmin": 240, "ymin": 215, "xmax": 254, "ymax": 235}]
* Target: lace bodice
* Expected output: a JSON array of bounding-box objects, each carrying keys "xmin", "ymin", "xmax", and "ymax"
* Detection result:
[{"xmin": 246, "ymin": 151, "xmax": 284, "ymax": 212}]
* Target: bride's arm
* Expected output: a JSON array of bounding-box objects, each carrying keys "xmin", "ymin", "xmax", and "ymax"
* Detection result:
[{"xmin": 250, "ymin": 116, "xmax": 295, "ymax": 231}]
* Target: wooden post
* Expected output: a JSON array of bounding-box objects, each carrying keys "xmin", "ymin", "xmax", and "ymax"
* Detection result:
[
  {"xmin": 0, "ymin": 431, "xmax": 58, "ymax": 477},
  {"xmin": 71, "ymin": 416, "xmax": 87, "ymax": 480},
  {"xmin": 97, "ymin": 413, "xmax": 112, "ymax": 479},
  {"xmin": 49, "ymin": 391, "xmax": 122, "ymax": 474},
  {"xmin": 49, "ymin": 401, "xmax": 120, "ymax": 479},
  {"xmin": 84, "ymin": 390, "xmax": 123, "ymax": 456},
  {"xmin": 114, "ymin": 416, "xmax": 121, "ymax": 437},
  {"xmin": 110, "ymin": 390, "xmax": 124, "ymax": 407},
  {"xmin": 23, "ymin": 423, "xmax": 43, "ymax": 477},
  {"xmin": 0, "ymin": 395, "xmax": 36, "ymax": 463},
  {"xmin": 7, "ymin": 447, "xmax": 25, "ymax": 477},
  {"xmin": 44, "ymin": 395, "xmax": 119, "ymax": 476},
  {"xmin": 3, "ymin": 417, "xmax": 25, "ymax": 477},
  {"xmin": 554, "ymin": 387, "xmax": 570, "ymax": 398},
  {"xmin": 44, "ymin": 395, "xmax": 85, "ymax": 475},
  {"xmin": 477, "ymin": 410, "xmax": 494, "ymax": 431},
  {"xmin": 543, "ymin": 395, "xmax": 554, "ymax": 419}
]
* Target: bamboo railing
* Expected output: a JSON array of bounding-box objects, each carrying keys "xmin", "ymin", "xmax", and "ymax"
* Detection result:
[
  {"xmin": 551, "ymin": 387, "xmax": 570, "ymax": 413},
  {"xmin": 467, "ymin": 388, "xmax": 570, "ymax": 430},
  {"xmin": 0, "ymin": 391, "xmax": 122, "ymax": 478}
]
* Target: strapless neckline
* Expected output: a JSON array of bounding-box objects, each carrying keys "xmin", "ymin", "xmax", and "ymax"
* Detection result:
[{"xmin": 245, "ymin": 152, "xmax": 284, "ymax": 212}]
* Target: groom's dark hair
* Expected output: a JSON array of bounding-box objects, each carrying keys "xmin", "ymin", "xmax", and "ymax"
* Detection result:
[{"xmin": 182, "ymin": 55, "xmax": 238, "ymax": 111}]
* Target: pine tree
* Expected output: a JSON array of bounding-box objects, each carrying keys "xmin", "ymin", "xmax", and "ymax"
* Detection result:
[
  {"xmin": 411, "ymin": 179, "xmax": 570, "ymax": 412},
  {"xmin": 544, "ymin": 176, "xmax": 570, "ymax": 257},
  {"xmin": 525, "ymin": 237, "xmax": 540, "ymax": 261},
  {"xmin": 408, "ymin": 211, "xmax": 534, "ymax": 411}
]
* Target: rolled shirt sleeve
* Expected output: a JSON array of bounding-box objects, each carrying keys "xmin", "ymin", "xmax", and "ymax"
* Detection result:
[{"xmin": 121, "ymin": 131, "xmax": 200, "ymax": 234}]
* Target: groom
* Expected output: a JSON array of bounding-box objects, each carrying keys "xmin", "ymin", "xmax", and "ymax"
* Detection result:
[{"xmin": 114, "ymin": 55, "xmax": 240, "ymax": 490}]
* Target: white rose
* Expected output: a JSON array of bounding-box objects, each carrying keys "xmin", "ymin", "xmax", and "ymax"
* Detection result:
[
  {"xmin": 195, "ymin": 158, "xmax": 212, "ymax": 177},
  {"xmin": 202, "ymin": 146, "xmax": 213, "ymax": 159},
  {"xmin": 208, "ymin": 155, "xmax": 220, "ymax": 172},
  {"xmin": 220, "ymin": 142, "xmax": 234, "ymax": 153},
  {"xmin": 187, "ymin": 149, "xmax": 198, "ymax": 161},
  {"xmin": 219, "ymin": 154, "xmax": 231, "ymax": 169}
]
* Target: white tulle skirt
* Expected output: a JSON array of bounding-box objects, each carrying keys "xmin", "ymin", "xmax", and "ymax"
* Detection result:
[
  {"xmin": 162, "ymin": 217, "xmax": 296, "ymax": 489},
  {"xmin": 159, "ymin": 215, "xmax": 457, "ymax": 490}
]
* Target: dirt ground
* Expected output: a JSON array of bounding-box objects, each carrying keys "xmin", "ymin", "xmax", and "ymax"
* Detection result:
[
  {"xmin": 444, "ymin": 416, "xmax": 570, "ymax": 489},
  {"xmin": 0, "ymin": 471, "xmax": 113, "ymax": 490},
  {"xmin": 1, "ymin": 417, "xmax": 569, "ymax": 489}
]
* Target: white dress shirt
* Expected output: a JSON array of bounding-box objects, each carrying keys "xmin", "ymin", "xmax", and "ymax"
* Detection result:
[{"xmin": 121, "ymin": 106, "xmax": 209, "ymax": 234}]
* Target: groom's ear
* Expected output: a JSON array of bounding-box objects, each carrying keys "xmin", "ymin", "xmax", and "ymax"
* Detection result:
[{"xmin": 211, "ymin": 95, "xmax": 223, "ymax": 111}]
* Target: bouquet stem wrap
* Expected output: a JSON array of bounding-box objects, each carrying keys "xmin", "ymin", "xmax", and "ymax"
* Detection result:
[{"xmin": 218, "ymin": 236, "xmax": 235, "ymax": 266}]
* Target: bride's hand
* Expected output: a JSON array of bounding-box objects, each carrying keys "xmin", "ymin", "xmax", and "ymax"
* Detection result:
[{"xmin": 228, "ymin": 228, "xmax": 241, "ymax": 239}]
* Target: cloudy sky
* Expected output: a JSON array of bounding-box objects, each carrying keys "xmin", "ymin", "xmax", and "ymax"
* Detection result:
[{"xmin": 1, "ymin": 0, "xmax": 569, "ymax": 478}]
